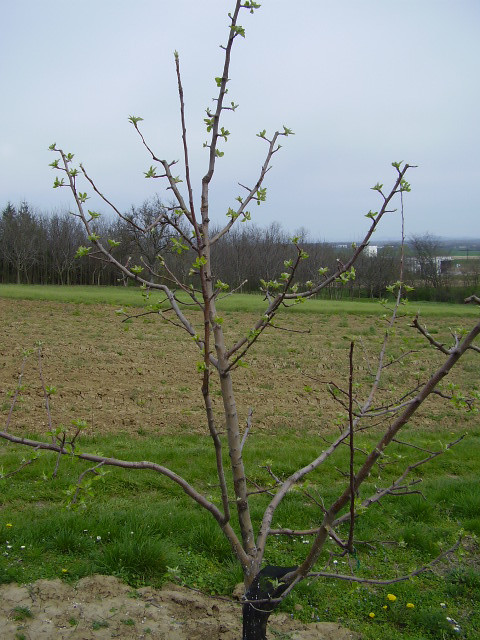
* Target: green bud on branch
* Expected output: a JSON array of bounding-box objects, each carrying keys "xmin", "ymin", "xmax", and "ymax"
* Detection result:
[
  {"xmin": 75, "ymin": 246, "xmax": 91, "ymax": 258},
  {"xmin": 144, "ymin": 166, "xmax": 157, "ymax": 178},
  {"xmin": 256, "ymin": 186, "xmax": 267, "ymax": 205},
  {"xmin": 243, "ymin": 1, "xmax": 261, "ymax": 12},
  {"xmin": 130, "ymin": 265, "xmax": 144, "ymax": 275},
  {"xmin": 192, "ymin": 255, "xmax": 207, "ymax": 270},
  {"xmin": 215, "ymin": 279, "xmax": 229, "ymax": 291},
  {"xmin": 230, "ymin": 24, "xmax": 246, "ymax": 38},
  {"xmin": 128, "ymin": 115, "xmax": 144, "ymax": 125}
]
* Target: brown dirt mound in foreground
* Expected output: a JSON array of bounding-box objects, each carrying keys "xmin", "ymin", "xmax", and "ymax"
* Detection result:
[{"xmin": 0, "ymin": 575, "xmax": 360, "ymax": 639}]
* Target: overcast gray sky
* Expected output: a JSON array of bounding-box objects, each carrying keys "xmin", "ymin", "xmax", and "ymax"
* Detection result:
[{"xmin": 1, "ymin": 0, "xmax": 479, "ymax": 240}]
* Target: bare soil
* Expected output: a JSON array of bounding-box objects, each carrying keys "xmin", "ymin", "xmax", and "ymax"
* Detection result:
[
  {"xmin": 1, "ymin": 298, "xmax": 474, "ymax": 438},
  {"xmin": 0, "ymin": 575, "xmax": 360, "ymax": 639}
]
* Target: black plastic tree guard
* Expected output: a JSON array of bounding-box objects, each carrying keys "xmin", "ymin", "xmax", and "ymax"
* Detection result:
[{"xmin": 242, "ymin": 565, "xmax": 298, "ymax": 640}]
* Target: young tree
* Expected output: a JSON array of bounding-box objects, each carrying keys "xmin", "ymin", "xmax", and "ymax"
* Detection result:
[
  {"xmin": 410, "ymin": 232, "xmax": 444, "ymax": 289},
  {"xmin": 116, "ymin": 196, "xmax": 188, "ymax": 278},
  {"xmin": 45, "ymin": 212, "xmax": 87, "ymax": 285},
  {"xmin": 0, "ymin": 201, "xmax": 41, "ymax": 284},
  {"xmin": 355, "ymin": 246, "xmax": 401, "ymax": 298},
  {"xmin": 1, "ymin": 3, "xmax": 479, "ymax": 639}
]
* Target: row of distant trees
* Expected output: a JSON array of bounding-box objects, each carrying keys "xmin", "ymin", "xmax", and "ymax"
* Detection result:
[{"xmin": 0, "ymin": 200, "xmax": 477, "ymax": 300}]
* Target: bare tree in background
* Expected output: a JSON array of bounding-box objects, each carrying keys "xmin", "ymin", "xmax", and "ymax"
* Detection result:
[
  {"xmin": 46, "ymin": 213, "xmax": 86, "ymax": 285},
  {"xmin": 410, "ymin": 232, "xmax": 444, "ymax": 289},
  {"xmin": 0, "ymin": 202, "xmax": 40, "ymax": 284}
]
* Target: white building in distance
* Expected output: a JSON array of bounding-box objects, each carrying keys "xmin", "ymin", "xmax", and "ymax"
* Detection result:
[{"xmin": 364, "ymin": 245, "xmax": 378, "ymax": 257}]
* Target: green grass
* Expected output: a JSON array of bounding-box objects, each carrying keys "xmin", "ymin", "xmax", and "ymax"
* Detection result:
[
  {"xmin": 1, "ymin": 283, "xmax": 478, "ymax": 317},
  {"xmin": 454, "ymin": 250, "xmax": 480, "ymax": 256},
  {"xmin": 91, "ymin": 619, "xmax": 109, "ymax": 630},
  {"xmin": 1, "ymin": 431, "xmax": 479, "ymax": 638},
  {"xmin": 12, "ymin": 606, "xmax": 33, "ymax": 621}
]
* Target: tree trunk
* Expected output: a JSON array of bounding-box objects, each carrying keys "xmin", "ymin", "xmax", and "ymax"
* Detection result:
[{"xmin": 242, "ymin": 566, "xmax": 297, "ymax": 640}]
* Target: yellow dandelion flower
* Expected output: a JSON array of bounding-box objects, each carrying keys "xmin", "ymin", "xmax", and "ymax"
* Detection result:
[
  {"xmin": 6, "ymin": 523, "xmax": 13, "ymax": 528},
  {"xmin": 387, "ymin": 594, "xmax": 397, "ymax": 602},
  {"xmin": 406, "ymin": 603, "xmax": 414, "ymax": 609},
  {"xmin": 369, "ymin": 612, "xmax": 375, "ymax": 618},
  {"xmin": 382, "ymin": 605, "xmax": 388, "ymax": 610},
  {"xmin": 61, "ymin": 568, "xmax": 68, "ymax": 573}
]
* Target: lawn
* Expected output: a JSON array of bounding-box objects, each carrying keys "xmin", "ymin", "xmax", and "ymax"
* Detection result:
[
  {"xmin": 0, "ymin": 283, "xmax": 479, "ymax": 317},
  {"xmin": 1, "ymin": 286, "xmax": 479, "ymax": 639}
]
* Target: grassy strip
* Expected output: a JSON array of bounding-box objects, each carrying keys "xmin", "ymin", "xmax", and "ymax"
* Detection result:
[
  {"xmin": 0, "ymin": 283, "xmax": 478, "ymax": 317},
  {"xmin": 1, "ymin": 431, "xmax": 479, "ymax": 639}
]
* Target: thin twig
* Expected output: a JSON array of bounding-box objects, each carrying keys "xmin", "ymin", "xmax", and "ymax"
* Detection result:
[
  {"xmin": 347, "ymin": 341, "xmax": 355, "ymax": 553},
  {"xmin": 270, "ymin": 324, "xmax": 311, "ymax": 335},
  {"xmin": 1, "ymin": 447, "xmax": 41, "ymax": 479},
  {"xmin": 5, "ymin": 355, "xmax": 28, "ymax": 431},
  {"xmin": 246, "ymin": 477, "xmax": 277, "ymax": 497},
  {"xmin": 333, "ymin": 434, "xmax": 466, "ymax": 527},
  {"xmin": 411, "ymin": 316, "xmax": 450, "ymax": 354},
  {"xmin": 240, "ymin": 408, "xmax": 253, "ymax": 453},
  {"xmin": 382, "ymin": 349, "xmax": 419, "ymax": 369},
  {"xmin": 307, "ymin": 538, "xmax": 461, "ymax": 585},
  {"xmin": 52, "ymin": 432, "xmax": 66, "ymax": 479},
  {"xmin": 70, "ymin": 462, "xmax": 105, "ymax": 504},
  {"xmin": 37, "ymin": 346, "xmax": 53, "ymax": 435}
]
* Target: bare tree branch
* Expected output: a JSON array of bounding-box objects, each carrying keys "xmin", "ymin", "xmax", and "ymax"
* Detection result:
[
  {"xmin": 411, "ymin": 316, "xmax": 450, "ymax": 354},
  {"xmin": 307, "ymin": 538, "xmax": 461, "ymax": 585},
  {"xmin": 347, "ymin": 341, "xmax": 356, "ymax": 554},
  {"xmin": 240, "ymin": 408, "xmax": 253, "ymax": 453},
  {"xmin": 0, "ymin": 427, "xmax": 249, "ymax": 568}
]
